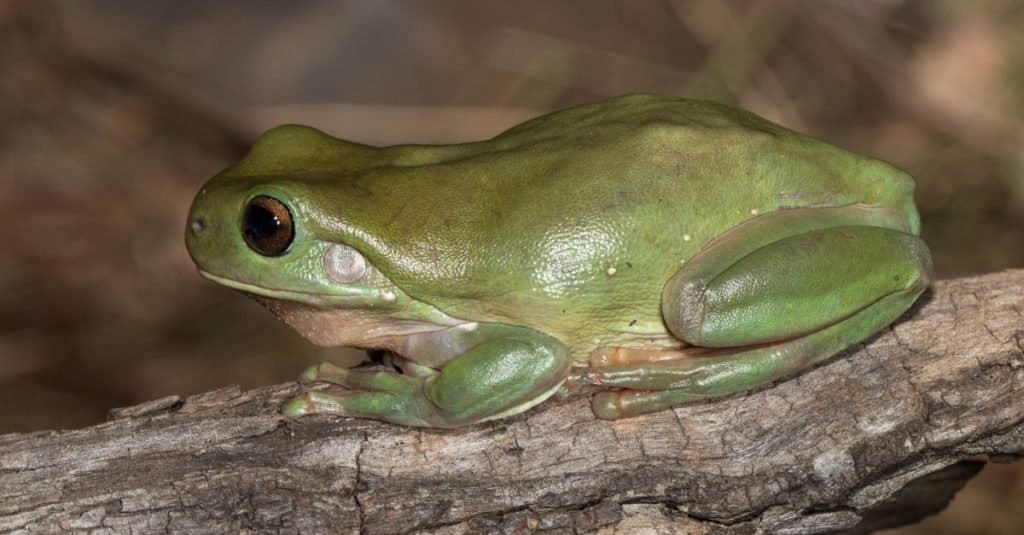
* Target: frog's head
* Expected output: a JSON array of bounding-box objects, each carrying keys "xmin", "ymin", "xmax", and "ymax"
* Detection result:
[{"xmin": 186, "ymin": 125, "xmax": 458, "ymax": 344}]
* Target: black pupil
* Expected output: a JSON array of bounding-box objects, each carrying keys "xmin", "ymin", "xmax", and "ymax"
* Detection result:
[
  {"xmin": 244, "ymin": 203, "xmax": 280, "ymax": 240},
  {"xmin": 242, "ymin": 196, "xmax": 293, "ymax": 256}
]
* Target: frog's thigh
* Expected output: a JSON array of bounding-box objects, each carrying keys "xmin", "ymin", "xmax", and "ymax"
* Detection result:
[
  {"xmin": 662, "ymin": 208, "xmax": 931, "ymax": 347},
  {"xmin": 591, "ymin": 221, "xmax": 931, "ymax": 419}
]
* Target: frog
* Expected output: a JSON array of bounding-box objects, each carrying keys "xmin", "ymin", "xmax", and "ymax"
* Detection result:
[{"xmin": 185, "ymin": 94, "xmax": 932, "ymax": 428}]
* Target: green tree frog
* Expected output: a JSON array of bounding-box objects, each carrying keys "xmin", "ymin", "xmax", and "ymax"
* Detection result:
[{"xmin": 186, "ymin": 95, "xmax": 931, "ymax": 428}]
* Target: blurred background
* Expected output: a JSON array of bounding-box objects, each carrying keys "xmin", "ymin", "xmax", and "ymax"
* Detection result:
[{"xmin": 2, "ymin": 0, "xmax": 1022, "ymax": 532}]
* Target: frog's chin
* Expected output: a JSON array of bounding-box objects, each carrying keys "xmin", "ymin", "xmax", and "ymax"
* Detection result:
[
  {"xmin": 252, "ymin": 295, "xmax": 449, "ymax": 349},
  {"xmin": 197, "ymin": 270, "xmax": 388, "ymax": 308},
  {"xmin": 198, "ymin": 270, "xmax": 459, "ymax": 348}
]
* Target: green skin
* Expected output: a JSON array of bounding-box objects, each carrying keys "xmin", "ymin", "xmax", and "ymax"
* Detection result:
[{"xmin": 185, "ymin": 94, "xmax": 932, "ymax": 428}]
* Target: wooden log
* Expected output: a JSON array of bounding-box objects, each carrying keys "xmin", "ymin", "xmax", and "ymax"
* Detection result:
[{"xmin": 2, "ymin": 269, "xmax": 1022, "ymax": 534}]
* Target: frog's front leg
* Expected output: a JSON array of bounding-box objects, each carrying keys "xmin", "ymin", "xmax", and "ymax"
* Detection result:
[
  {"xmin": 283, "ymin": 324, "xmax": 571, "ymax": 427},
  {"xmin": 590, "ymin": 205, "xmax": 932, "ymax": 419}
]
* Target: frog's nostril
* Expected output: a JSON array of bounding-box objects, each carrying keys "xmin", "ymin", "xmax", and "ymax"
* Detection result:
[{"xmin": 190, "ymin": 219, "xmax": 206, "ymax": 235}]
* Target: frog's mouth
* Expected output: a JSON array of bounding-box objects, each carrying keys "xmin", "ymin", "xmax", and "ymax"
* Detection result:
[
  {"xmin": 197, "ymin": 270, "xmax": 390, "ymax": 307},
  {"xmin": 198, "ymin": 270, "xmax": 454, "ymax": 351},
  {"xmin": 198, "ymin": 270, "xmax": 324, "ymax": 302}
]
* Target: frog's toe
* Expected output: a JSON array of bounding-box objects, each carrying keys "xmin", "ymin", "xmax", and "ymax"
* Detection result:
[
  {"xmin": 281, "ymin": 391, "xmax": 364, "ymax": 418},
  {"xmin": 299, "ymin": 361, "xmax": 347, "ymax": 384},
  {"xmin": 591, "ymin": 389, "xmax": 702, "ymax": 419},
  {"xmin": 281, "ymin": 390, "xmax": 435, "ymax": 426},
  {"xmin": 299, "ymin": 364, "xmax": 321, "ymax": 383},
  {"xmin": 281, "ymin": 392, "xmax": 318, "ymax": 417},
  {"xmin": 591, "ymin": 392, "xmax": 622, "ymax": 420}
]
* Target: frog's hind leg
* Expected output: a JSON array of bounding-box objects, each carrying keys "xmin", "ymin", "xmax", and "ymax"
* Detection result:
[
  {"xmin": 590, "ymin": 288, "xmax": 919, "ymax": 418},
  {"xmin": 590, "ymin": 205, "xmax": 931, "ymax": 419}
]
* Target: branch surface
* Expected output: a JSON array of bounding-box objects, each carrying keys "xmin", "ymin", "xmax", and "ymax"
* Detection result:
[{"xmin": 2, "ymin": 270, "xmax": 1023, "ymax": 534}]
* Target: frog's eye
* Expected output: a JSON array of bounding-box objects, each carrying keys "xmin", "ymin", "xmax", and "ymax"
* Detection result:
[{"xmin": 243, "ymin": 195, "xmax": 294, "ymax": 257}]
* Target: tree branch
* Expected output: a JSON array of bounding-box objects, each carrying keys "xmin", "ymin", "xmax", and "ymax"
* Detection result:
[{"xmin": 2, "ymin": 270, "xmax": 1022, "ymax": 534}]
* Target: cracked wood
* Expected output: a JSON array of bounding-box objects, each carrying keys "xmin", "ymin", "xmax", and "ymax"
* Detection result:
[{"xmin": 1, "ymin": 269, "xmax": 1022, "ymax": 534}]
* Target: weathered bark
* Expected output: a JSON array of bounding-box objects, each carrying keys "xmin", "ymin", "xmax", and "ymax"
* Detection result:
[{"xmin": 1, "ymin": 270, "xmax": 1022, "ymax": 534}]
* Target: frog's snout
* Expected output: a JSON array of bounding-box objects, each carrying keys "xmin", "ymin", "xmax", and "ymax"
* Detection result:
[{"xmin": 184, "ymin": 212, "xmax": 208, "ymax": 262}]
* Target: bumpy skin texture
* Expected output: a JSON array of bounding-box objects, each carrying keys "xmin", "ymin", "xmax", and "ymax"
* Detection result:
[{"xmin": 186, "ymin": 94, "xmax": 931, "ymax": 427}]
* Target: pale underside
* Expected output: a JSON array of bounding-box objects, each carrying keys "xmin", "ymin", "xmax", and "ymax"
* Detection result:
[{"xmin": 255, "ymin": 296, "xmax": 727, "ymax": 371}]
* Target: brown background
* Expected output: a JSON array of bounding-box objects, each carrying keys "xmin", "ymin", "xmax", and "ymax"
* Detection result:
[{"xmin": 2, "ymin": 1, "xmax": 1022, "ymax": 533}]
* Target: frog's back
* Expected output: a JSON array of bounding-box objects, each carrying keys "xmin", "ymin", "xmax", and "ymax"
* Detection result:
[
  {"xmin": 307, "ymin": 95, "xmax": 919, "ymax": 338},
  {"xmin": 477, "ymin": 94, "xmax": 918, "ymax": 229}
]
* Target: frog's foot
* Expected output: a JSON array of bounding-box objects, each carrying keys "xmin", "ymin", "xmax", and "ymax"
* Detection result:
[
  {"xmin": 590, "ymin": 206, "xmax": 932, "ymax": 420},
  {"xmin": 283, "ymin": 325, "xmax": 572, "ymax": 427},
  {"xmin": 282, "ymin": 366, "xmax": 439, "ymax": 426}
]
